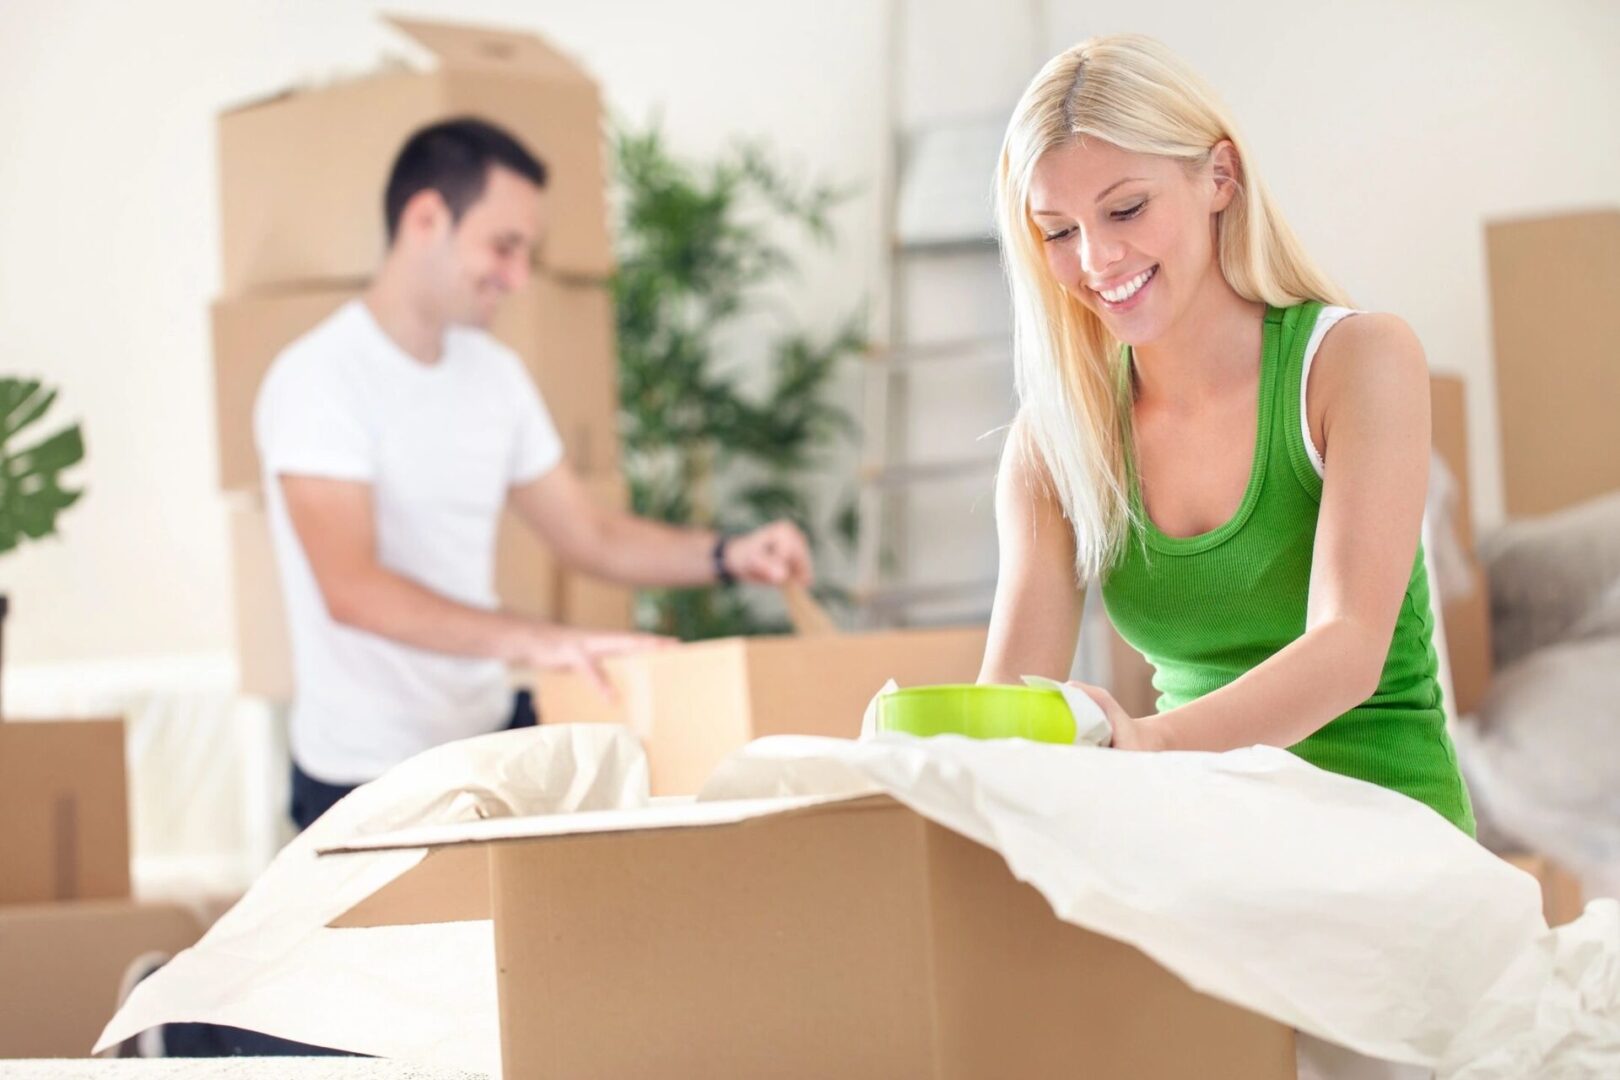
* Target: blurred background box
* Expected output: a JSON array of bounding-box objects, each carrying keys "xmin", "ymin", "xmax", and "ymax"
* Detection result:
[
  {"xmin": 228, "ymin": 477, "xmax": 631, "ymax": 703},
  {"xmin": 217, "ymin": 16, "xmax": 612, "ymax": 293},
  {"xmin": 0, "ymin": 898, "xmax": 207, "ymax": 1058},
  {"xmin": 1486, "ymin": 209, "xmax": 1620, "ymax": 519},
  {"xmin": 0, "ymin": 718, "xmax": 130, "ymax": 907},
  {"xmin": 210, "ymin": 273, "xmax": 621, "ymax": 492}
]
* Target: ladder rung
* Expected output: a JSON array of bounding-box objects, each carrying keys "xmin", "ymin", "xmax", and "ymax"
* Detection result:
[
  {"xmin": 892, "ymin": 234, "xmax": 999, "ymax": 256},
  {"xmin": 865, "ymin": 337, "xmax": 1011, "ymax": 371},
  {"xmin": 852, "ymin": 577, "xmax": 999, "ymax": 609},
  {"xmin": 859, "ymin": 456, "xmax": 1000, "ymax": 486}
]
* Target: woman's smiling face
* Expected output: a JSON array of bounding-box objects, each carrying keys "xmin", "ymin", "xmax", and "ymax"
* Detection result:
[{"xmin": 1028, "ymin": 136, "xmax": 1236, "ymax": 346}]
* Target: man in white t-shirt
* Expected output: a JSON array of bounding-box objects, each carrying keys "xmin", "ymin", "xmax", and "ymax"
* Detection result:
[{"xmin": 256, "ymin": 118, "xmax": 812, "ymax": 831}]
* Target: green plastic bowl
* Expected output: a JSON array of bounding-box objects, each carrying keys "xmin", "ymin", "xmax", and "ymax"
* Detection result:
[{"xmin": 875, "ymin": 684, "xmax": 1076, "ymax": 744}]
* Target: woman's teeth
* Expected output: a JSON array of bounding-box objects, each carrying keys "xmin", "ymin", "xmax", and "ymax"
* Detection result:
[{"xmin": 1097, "ymin": 266, "xmax": 1157, "ymax": 303}]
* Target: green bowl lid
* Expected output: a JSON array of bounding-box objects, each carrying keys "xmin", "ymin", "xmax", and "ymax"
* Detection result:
[{"xmin": 875, "ymin": 684, "xmax": 1075, "ymax": 744}]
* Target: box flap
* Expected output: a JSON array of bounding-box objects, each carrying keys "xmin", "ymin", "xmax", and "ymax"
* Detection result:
[
  {"xmin": 384, "ymin": 16, "xmax": 591, "ymax": 82},
  {"xmin": 318, "ymin": 793, "xmax": 888, "ymax": 857},
  {"xmin": 327, "ymin": 844, "xmax": 490, "ymax": 929}
]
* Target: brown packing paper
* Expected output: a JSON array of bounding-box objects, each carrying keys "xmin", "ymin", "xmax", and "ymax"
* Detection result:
[
  {"xmin": 210, "ymin": 274, "xmax": 620, "ymax": 492},
  {"xmin": 1486, "ymin": 209, "xmax": 1620, "ymax": 518},
  {"xmin": 536, "ymin": 626, "xmax": 988, "ymax": 793},
  {"xmin": 217, "ymin": 16, "xmax": 612, "ymax": 292},
  {"xmin": 0, "ymin": 719, "xmax": 131, "ymax": 907},
  {"xmin": 0, "ymin": 899, "xmax": 207, "ymax": 1058},
  {"xmin": 782, "ymin": 581, "xmax": 839, "ymax": 636}
]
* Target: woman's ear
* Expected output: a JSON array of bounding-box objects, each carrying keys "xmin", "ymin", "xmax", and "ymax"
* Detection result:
[{"xmin": 1210, "ymin": 139, "xmax": 1241, "ymax": 213}]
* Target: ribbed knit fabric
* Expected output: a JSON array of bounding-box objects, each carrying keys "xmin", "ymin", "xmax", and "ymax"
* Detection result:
[{"xmin": 1101, "ymin": 302, "xmax": 1475, "ymax": 833}]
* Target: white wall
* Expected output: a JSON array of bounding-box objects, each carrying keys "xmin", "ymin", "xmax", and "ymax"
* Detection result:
[{"xmin": 1, "ymin": 0, "xmax": 1616, "ymax": 665}]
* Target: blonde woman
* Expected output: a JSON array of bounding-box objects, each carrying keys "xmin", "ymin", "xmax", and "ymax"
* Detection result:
[{"xmin": 980, "ymin": 35, "xmax": 1473, "ymax": 833}]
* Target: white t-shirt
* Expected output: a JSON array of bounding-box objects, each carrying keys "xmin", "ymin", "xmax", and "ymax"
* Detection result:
[{"xmin": 254, "ymin": 300, "xmax": 563, "ymax": 784}]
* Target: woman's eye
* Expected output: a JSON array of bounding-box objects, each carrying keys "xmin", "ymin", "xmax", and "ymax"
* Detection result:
[
  {"xmin": 1111, "ymin": 201, "xmax": 1147, "ymax": 221},
  {"xmin": 1041, "ymin": 225, "xmax": 1076, "ymax": 243}
]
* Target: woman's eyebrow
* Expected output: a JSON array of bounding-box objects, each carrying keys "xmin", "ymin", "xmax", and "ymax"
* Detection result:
[{"xmin": 1031, "ymin": 176, "xmax": 1149, "ymax": 216}]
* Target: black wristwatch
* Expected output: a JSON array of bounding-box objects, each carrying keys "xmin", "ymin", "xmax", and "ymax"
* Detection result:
[{"xmin": 712, "ymin": 533, "xmax": 737, "ymax": 586}]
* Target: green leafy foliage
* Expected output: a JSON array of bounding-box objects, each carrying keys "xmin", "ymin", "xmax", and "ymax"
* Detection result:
[
  {"xmin": 612, "ymin": 125, "xmax": 865, "ymax": 639},
  {"xmin": 0, "ymin": 378, "xmax": 85, "ymax": 556}
]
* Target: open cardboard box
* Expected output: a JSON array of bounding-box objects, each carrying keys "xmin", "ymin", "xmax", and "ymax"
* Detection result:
[
  {"xmin": 210, "ymin": 271, "xmax": 620, "ymax": 492},
  {"xmin": 536, "ymin": 625, "xmax": 988, "ymax": 793},
  {"xmin": 322, "ymin": 792, "xmax": 1296, "ymax": 1079},
  {"xmin": 228, "ymin": 480, "xmax": 633, "ymax": 702},
  {"xmin": 218, "ymin": 16, "xmax": 612, "ymax": 293}
]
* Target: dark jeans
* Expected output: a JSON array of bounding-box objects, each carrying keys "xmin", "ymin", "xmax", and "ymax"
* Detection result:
[
  {"xmin": 289, "ymin": 688, "xmax": 538, "ymax": 831},
  {"xmin": 160, "ymin": 689, "xmax": 538, "ymax": 1058}
]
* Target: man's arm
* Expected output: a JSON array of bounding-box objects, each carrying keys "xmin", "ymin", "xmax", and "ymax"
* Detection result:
[
  {"xmin": 508, "ymin": 464, "xmax": 813, "ymax": 588},
  {"xmin": 279, "ymin": 473, "xmax": 661, "ymax": 690}
]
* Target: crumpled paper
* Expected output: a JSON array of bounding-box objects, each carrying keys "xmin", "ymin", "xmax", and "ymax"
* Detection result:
[
  {"xmin": 700, "ymin": 733, "xmax": 1620, "ymax": 1078},
  {"xmin": 94, "ymin": 724, "xmax": 648, "ymax": 1071}
]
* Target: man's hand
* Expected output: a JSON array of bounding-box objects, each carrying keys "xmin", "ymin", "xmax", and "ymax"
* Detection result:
[
  {"xmin": 723, "ymin": 520, "xmax": 813, "ymax": 586},
  {"xmin": 516, "ymin": 625, "xmax": 674, "ymax": 699}
]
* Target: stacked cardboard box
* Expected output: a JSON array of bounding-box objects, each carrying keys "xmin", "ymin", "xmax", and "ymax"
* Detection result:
[
  {"xmin": 1485, "ymin": 208, "xmax": 1620, "ymax": 519},
  {"xmin": 0, "ymin": 719, "xmax": 208, "ymax": 1057},
  {"xmin": 210, "ymin": 17, "xmax": 633, "ymax": 700}
]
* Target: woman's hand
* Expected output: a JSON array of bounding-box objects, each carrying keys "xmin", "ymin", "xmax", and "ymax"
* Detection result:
[{"xmin": 1066, "ymin": 681, "xmax": 1167, "ymax": 751}]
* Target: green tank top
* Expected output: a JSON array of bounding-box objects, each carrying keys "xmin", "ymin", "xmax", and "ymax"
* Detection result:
[{"xmin": 1100, "ymin": 302, "xmax": 1475, "ymax": 833}]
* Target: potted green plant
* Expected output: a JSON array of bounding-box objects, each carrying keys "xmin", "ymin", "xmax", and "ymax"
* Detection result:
[
  {"xmin": 612, "ymin": 125, "xmax": 866, "ymax": 640},
  {"xmin": 0, "ymin": 378, "xmax": 86, "ymax": 716}
]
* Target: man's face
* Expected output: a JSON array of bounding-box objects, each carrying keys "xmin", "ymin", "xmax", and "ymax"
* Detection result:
[{"xmin": 432, "ymin": 165, "xmax": 546, "ymax": 327}]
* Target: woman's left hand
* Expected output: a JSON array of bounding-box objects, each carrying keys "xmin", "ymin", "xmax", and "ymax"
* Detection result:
[{"xmin": 1066, "ymin": 681, "xmax": 1166, "ymax": 751}]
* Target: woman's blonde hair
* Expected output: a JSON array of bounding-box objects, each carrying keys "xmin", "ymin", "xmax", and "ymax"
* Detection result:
[{"xmin": 995, "ymin": 34, "xmax": 1348, "ymax": 583}]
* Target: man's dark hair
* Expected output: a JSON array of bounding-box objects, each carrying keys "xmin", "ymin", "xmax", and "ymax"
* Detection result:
[{"xmin": 383, "ymin": 117, "xmax": 547, "ymax": 243}]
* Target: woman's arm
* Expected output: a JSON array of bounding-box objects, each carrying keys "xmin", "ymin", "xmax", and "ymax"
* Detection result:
[
  {"xmin": 979, "ymin": 418, "xmax": 1087, "ymax": 685},
  {"xmin": 1087, "ymin": 314, "xmax": 1433, "ymax": 751}
]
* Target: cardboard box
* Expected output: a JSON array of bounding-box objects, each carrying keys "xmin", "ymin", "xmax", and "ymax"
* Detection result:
[
  {"xmin": 229, "ymin": 480, "xmax": 627, "ymax": 701},
  {"xmin": 218, "ymin": 16, "xmax": 612, "ymax": 292},
  {"xmin": 537, "ymin": 627, "xmax": 988, "ymax": 793},
  {"xmin": 1503, "ymin": 852, "xmax": 1585, "ymax": 927},
  {"xmin": 1486, "ymin": 209, "xmax": 1620, "ymax": 518},
  {"xmin": 1430, "ymin": 373, "xmax": 1493, "ymax": 718},
  {"xmin": 0, "ymin": 899, "xmax": 207, "ymax": 1057},
  {"xmin": 1106, "ymin": 373, "xmax": 1496, "ymax": 718},
  {"xmin": 227, "ymin": 494, "xmax": 297, "ymax": 700},
  {"xmin": 326, "ymin": 795, "xmax": 1296, "ymax": 1078},
  {"xmin": 0, "ymin": 719, "xmax": 131, "ymax": 907},
  {"xmin": 210, "ymin": 273, "xmax": 621, "ymax": 491}
]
